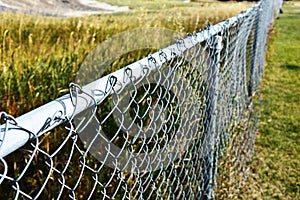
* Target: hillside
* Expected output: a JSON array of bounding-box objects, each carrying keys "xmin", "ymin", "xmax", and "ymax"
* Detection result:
[{"xmin": 0, "ymin": 0, "xmax": 129, "ymax": 17}]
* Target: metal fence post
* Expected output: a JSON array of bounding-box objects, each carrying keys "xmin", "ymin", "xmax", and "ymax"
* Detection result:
[
  {"xmin": 201, "ymin": 32, "xmax": 222, "ymax": 200},
  {"xmin": 249, "ymin": 5, "xmax": 261, "ymax": 97}
]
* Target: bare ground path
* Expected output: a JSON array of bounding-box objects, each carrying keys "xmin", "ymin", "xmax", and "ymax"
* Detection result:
[{"xmin": 0, "ymin": 0, "xmax": 129, "ymax": 17}]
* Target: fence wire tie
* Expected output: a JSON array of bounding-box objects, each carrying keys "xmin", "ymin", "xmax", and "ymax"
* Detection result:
[
  {"xmin": 158, "ymin": 49, "xmax": 167, "ymax": 63},
  {"xmin": 37, "ymin": 110, "xmax": 65, "ymax": 136},
  {"xmin": 140, "ymin": 63, "xmax": 150, "ymax": 77},
  {"xmin": 123, "ymin": 67, "xmax": 133, "ymax": 84},
  {"xmin": 148, "ymin": 54, "xmax": 160, "ymax": 71},
  {"xmin": 186, "ymin": 32, "xmax": 196, "ymax": 47},
  {"xmin": 147, "ymin": 54, "xmax": 157, "ymax": 64},
  {"xmin": 186, "ymin": 32, "xmax": 192, "ymax": 38},
  {"xmin": 0, "ymin": 112, "xmax": 18, "ymax": 149},
  {"xmin": 170, "ymin": 48, "xmax": 177, "ymax": 58},
  {"xmin": 69, "ymin": 83, "xmax": 85, "ymax": 121},
  {"xmin": 45, "ymin": 111, "xmax": 65, "ymax": 131},
  {"xmin": 69, "ymin": 83, "xmax": 83, "ymax": 107},
  {"xmin": 192, "ymin": 31, "xmax": 198, "ymax": 39},
  {"xmin": 105, "ymin": 75, "xmax": 117, "ymax": 94},
  {"xmin": 205, "ymin": 22, "xmax": 213, "ymax": 30},
  {"xmin": 38, "ymin": 118, "xmax": 52, "ymax": 134},
  {"xmin": 198, "ymin": 29, "xmax": 205, "ymax": 40},
  {"xmin": 176, "ymin": 36, "xmax": 186, "ymax": 53},
  {"xmin": 0, "ymin": 112, "xmax": 34, "ymax": 142},
  {"xmin": 69, "ymin": 82, "xmax": 99, "ymax": 129},
  {"xmin": 0, "ymin": 112, "xmax": 18, "ymax": 126}
]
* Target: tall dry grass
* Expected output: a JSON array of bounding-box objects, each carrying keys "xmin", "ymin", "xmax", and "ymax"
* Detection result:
[{"xmin": 0, "ymin": 2, "xmax": 251, "ymax": 116}]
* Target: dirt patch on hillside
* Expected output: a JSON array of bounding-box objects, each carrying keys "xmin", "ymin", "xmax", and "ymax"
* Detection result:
[{"xmin": 0, "ymin": 0, "xmax": 129, "ymax": 17}]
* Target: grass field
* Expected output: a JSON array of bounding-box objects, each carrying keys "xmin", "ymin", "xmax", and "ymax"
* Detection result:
[{"xmin": 240, "ymin": 2, "xmax": 300, "ymax": 199}]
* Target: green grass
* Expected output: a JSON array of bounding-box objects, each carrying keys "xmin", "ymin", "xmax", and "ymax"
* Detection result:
[{"xmin": 240, "ymin": 2, "xmax": 300, "ymax": 199}]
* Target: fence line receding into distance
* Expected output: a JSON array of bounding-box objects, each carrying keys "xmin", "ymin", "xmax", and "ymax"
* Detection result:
[{"xmin": 0, "ymin": 0, "xmax": 283, "ymax": 199}]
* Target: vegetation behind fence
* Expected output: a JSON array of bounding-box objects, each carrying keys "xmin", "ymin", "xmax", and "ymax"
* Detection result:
[{"xmin": 0, "ymin": 0, "xmax": 282, "ymax": 199}]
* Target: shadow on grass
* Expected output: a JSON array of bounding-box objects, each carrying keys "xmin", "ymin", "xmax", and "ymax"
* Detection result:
[{"xmin": 280, "ymin": 64, "xmax": 300, "ymax": 71}]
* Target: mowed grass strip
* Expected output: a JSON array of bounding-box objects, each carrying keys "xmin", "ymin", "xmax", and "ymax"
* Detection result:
[{"xmin": 240, "ymin": 2, "xmax": 300, "ymax": 199}]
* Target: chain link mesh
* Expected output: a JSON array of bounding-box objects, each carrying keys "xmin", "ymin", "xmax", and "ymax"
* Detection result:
[{"xmin": 0, "ymin": 0, "xmax": 282, "ymax": 199}]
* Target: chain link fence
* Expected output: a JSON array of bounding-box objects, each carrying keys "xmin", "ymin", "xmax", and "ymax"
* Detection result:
[{"xmin": 0, "ymin": 0, "xmax": 282, "ymax": 199}]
